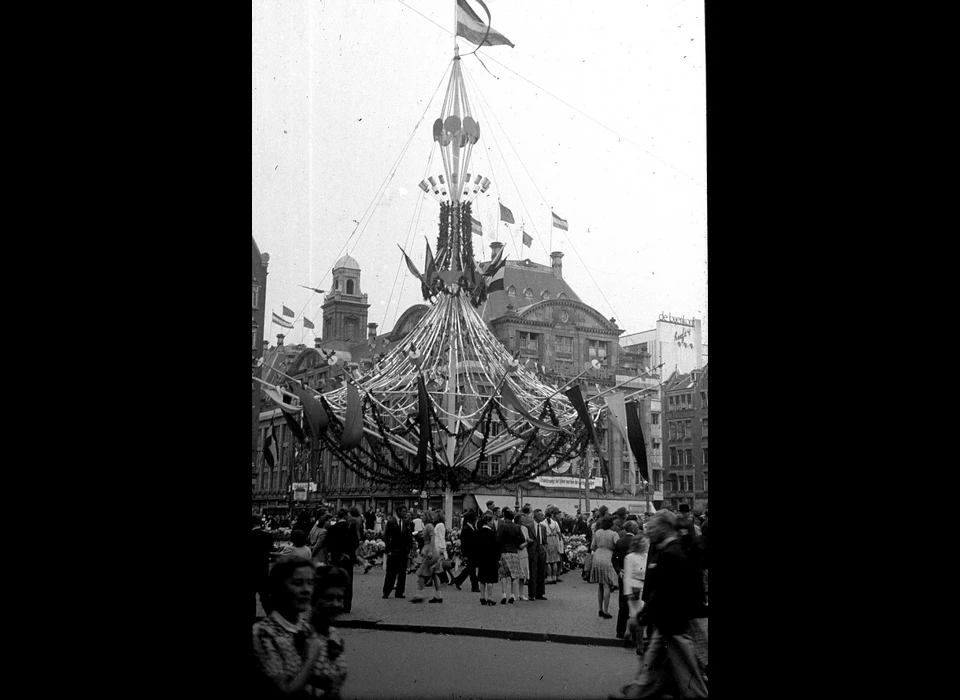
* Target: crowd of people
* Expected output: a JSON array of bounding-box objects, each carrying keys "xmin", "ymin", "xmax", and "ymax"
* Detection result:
[{"xmin": 251, "ymin": 501, "xmax": 708, "ymax": 698}]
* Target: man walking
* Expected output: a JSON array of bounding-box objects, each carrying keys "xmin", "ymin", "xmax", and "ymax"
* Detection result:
[
  {"xmin": 324, "ymin": 509, "xmax": 361, "ymax": 614},
  {"xmin": 527, "ymin": 509, "xmax": 548, "ymax": 601},
  {"xmin": 382, "ymin": 506, "xmax": 413, "ymax": 599},
  {"xmin": 618, "ymin": 510, "xmax": 707, "ymax": 698},
  {"xmin": 451, "ymin": 509, "xmax": 481, "ymax": 592},
  {"xmin": 613, "ymin": 521, "xmax": 639, "ymax": 642},
  {"xmin": 251, "ymin": 514, "xmax": 276, "ymax": 622}
]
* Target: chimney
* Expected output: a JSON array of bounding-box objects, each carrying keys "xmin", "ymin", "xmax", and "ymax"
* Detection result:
[
  {"xmin": 550, "ymin": 251, "xmax": 564, "ymax": 279},
  {"xmin": 276, "ymin": 334, "xmax": 285, "ymax": 346},
  {"xmin": 314, "ymin": 337, "xmax": 323, "ymax": 349},
  {"xmin": 367, "ymin": 322, "xmax": 378, "ymax": 340},
  {"xmin": 490, "ymin": 241, "xmax": 504, "ymax": 261}
]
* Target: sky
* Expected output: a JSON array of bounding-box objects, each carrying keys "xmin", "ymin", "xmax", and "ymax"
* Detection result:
[{"xmin": 253, "ymin": 0, "xmax": 706, "ymax": 348}]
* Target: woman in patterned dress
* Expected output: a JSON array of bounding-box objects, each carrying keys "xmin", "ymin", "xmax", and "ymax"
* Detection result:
[
  {"xmin": 495, "ymin": 508, "xmax": 523, "ymax": 604},
  {"xmin": 589, "ymin": 515, "xmax": 620, "ymax": 619},
  {"xmin": 544, "ymin": 508, "xmax": 563, "ymax": 584},
  {"xmin": 308, "ymin": 565, "xmax": 350, "ymax": 700},
  {"xmin": 252, "ymin": 556, "xmax": 330, "ymax": 697}
]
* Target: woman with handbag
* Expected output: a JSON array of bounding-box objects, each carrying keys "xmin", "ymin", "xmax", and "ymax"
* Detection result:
[{"xmin": 589, "ymin": 515, "xmax": 620, "ymax": 619}]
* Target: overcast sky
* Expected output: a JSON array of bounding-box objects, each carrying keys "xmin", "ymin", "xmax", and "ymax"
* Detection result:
[{"xmin": 253, "ymin": 0, "xmax": 706, "ymax": 347}]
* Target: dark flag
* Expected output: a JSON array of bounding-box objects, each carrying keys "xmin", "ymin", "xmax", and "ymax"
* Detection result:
[
  {"xmin": 263, "ymin": 424, "xmax": 278, "ymax": 468},
  {"xmin": 302, "ymin": 317, "xmax": 315, "ymax": 330},
  {"xmin": 282, "ymin": 409, "xmax": 306, "ymax": 444},
  {"xmin": 289, "ymin": 383, "xmax": 329, "ymax": 440},
  {"xmin": 340, "ymin": 381, "xmax": 364, "ymax": 449},
  {"xmin": 499, "ymin": 202, "xmax": 515, "ymax": 224},
  {"xmin": 564, "ymin": 385, "xmax": 607, "ymax": 490},
  {"xmin": 522, "ymin": 231, "xmax": 533, "ymax": 248},
  {"xmin": 626, "ymin": 401, "xmax": 649, "ymax": 482}
]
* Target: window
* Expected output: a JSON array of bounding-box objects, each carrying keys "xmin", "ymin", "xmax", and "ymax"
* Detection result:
[
  {"xmin": 523, "ymin": 287, "xmax": 534, "ymax": 299},
  {"xmin": 652, "ymin": 412, "xmax": 660, "ymax": 426},
  {"xmin": 517, "ymin": 331, "xmax": 539, "ymax": 353},
  {"xmin": 346, "ymin": 279, "xmax": 355, "ymax": 295},
  {"xmin": 555, "ymin": 335, "xmax": 573, "ymax": 355},
  {"xmin": 701, "ymin": 391, "xmax": 708, "ymax": 408},
  {"xmin": 588, "ymin": 339, "xmax": 610, "ymax": 364},
  {"xmin": 703, "ymin": 472, "xmax": 708, "ymax": 489},
  {"xmin": 668, "ymin": 395, "xmax": 675, "ymax": 410},
  {"xmin": 669, "ymin": 422, "xmax": 677, "ymax": 441},
  {"xmin": 270, "ymin": 468, "xmax": 276, "ymax": 490},
  {"xmin": 669, "ymin": 474, "xmax": 679, "ymax": 492},
  {"xmin": 686, "ymin": 475, "xmax": 694, "ymax": 491},
  {"xmin": 685, "ymin": 419, "xmax": 692, "ymax": 438},
  {"xmin": 541, "ymin": 290, "xmax": 551, "ymax": 300},
  {"xmin": 558, "ymin": 292, "xmax": 567, "ymax": 299},
  {"xmin": 670, "ymin": 447, "xmax": 678, "ymax": 466},
  {"xmin": 678, "ymin": 421, "xmax": 686, "ymax": 439},
  {"xmin": 703, "ymin": 448, "xmax": 708, "ymax": 465},
  {"xmin": 507, "ymin": 285, "xmax": 516, "ymax": 296},
  {"xmin": 252, "ymin": 324, "xmax": 258, "ymax": 350},
  {"xmin": 652, "ymin": 439, "xmax": 661, "ymax": 451},
  {"xmin": 702, "ymin": 418, "xmax": 708, "ymax": 437},
  {"xmin": 621, "ymin": 461, "xmax": 631, "ymax": 486},
  {"xmin": 685, "ymin": 449, "xmax": 693, "ymax": 466},
  {"xmin": 334, "ymin": 279, "xmax": 339, "ymax": 290},
  {"xmin": 252, "ymin": 281, "xmax": 260, "ymax": 309},
  {"xmin": 653, "ymin": 471, "xmax": 662, "ymax": 491}
]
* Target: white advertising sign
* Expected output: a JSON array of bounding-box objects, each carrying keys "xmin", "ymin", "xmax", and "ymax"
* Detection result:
[{"xmin": 531, "ymin": 476, "xmax": 605, "ymax": 490}]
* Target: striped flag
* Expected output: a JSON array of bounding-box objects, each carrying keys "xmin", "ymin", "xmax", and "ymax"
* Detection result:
[
  {"xmin": 282, "ymin": 305, "xmax": 294, "ymax": 317},
  {"xmin": 471, "ymin": 217, "xmax": 483, "ymax": 236},
  {"xmin": 302, "ymin": 317, "xmax": 315, "ymax": 330},
  {"xmin": 456, "ymin": 0, "xmax": 514, "ymax": 48},
  {"xmin": 499, "ymin": 202, "xmax": 515, "ymax": 224},
  {"xmin": 272, "ymin": 312, "xmax": 294, "ymax": 329},
  {"xmin": 522, "ymin": 231, "xmax": 533, "ymax": 247},
  {"xmin": 551, "ymin": 212, "xmax": 568, "ymax": 231}
]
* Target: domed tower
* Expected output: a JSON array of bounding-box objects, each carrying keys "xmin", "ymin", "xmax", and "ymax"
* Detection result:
[{"xmin": 321, "ymin": 255, "xmax": 369, "ymax": 346}]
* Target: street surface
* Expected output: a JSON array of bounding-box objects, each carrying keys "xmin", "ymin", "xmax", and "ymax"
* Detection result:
[{"xmin": 338, "ymin": 628, "xmax": 638, "ymax": 700}]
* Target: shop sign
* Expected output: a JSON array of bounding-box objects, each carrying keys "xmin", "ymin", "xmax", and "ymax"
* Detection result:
[{"xmin": 530, "ymin": 476, "xmax": 604, "ymax": 490}]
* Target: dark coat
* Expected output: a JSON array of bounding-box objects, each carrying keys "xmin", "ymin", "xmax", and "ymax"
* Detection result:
[
  {"xmin": 475, "ymin": 524, "xmax": 500, "ymax": 583},
  {"xmin": 324, "ymin": 520, "xmax": 360, "ymax": 568},
  {"xmin": 611, "ymin": 531, "xmax": 634, "ymax": 575},
  {"xmin": 251, "ymin": 527, "xmax": 276, "ymax": 585},
  {"xmin": 384, "ymin": 517, "xmax": 413, "ymax": 555},
  {"xmin": 458, "ymin": 521, "xmax": 478, "ymax": 558},
  {"xmin": 642, "ymin": 538, "xmax": 704, "ymax": 635}
]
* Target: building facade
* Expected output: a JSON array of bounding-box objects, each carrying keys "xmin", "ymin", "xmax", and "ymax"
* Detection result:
[
  {"xmin": 252, "ymin": 238, "xmax": 270, "ymax": 480},
  {"xmin": 619, "ymin": 314, "xmax": 703, "ymax": 380},
  {"xmin": 660, "ymin": 364, "xmax": 708, "ymax": 511}
]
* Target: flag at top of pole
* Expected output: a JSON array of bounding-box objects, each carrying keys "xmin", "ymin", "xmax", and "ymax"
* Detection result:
[
  {"xmin": 456, "ymin": 0, "xmax": 514, "ymax": 48},
  {"xmin": 551, "ymin": 212, "xmax": 569, "ymax": 231},
  {"xmin": 499, "ymin": 202, "xmax": 515, "ymax": 224}
]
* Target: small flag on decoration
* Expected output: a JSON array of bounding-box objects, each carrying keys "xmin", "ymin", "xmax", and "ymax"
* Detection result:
[
  {"xmin": 551, "ymin": 212, "xmax": 568, "ymax": 231},
  {"xmin": 399, "ymin": 245, "xmax": 425, "ymax": 284},
  {"xmin": 626, "ymin": 401, "xmax": 650, "ymax": 483},
  {"xmin": 483, "ymin": 245, "xmax": 506, "ymax": 277},
  {"xmin": 289, "ymin": 383, "xmax": 328, "ymax": 439},
  {"xmin": 522, "ymin": 231, "xmax": 533, "ymax": 247},
  {"xmin": 263, "ymin": 424, "xmax": 278, "ymax": 468},
  {"xmin": 456, "ymin": 0, "xmax": 514, "ymax": 48},
  {"xmin": 272, "ymin": 312, "xmax": 294, "ymax": 329},
  {"xmin": 303, "ymin": 317, "xmax": 315, "ymax": 330},
  {"xmin": 471, "ymin": 217, "xmax": 483, "ymax": 236},
  {"xmin": 282, "ymin": 305, "xmax": 295, "ymax": 317},
  {"xmin": 487, "ymin": 278, "xmax": 505, "ymax": 294},
  {"xmin": 499, "ymin": 202, "xmax": 515, "ymax": 224}
]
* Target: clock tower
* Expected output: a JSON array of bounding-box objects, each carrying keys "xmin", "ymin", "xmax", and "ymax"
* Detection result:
[{"xmin": 321, "ymin": 255, "xmax": 369, "ymax": 349}]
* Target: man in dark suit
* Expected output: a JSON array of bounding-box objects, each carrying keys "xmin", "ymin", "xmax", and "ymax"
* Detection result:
[
  {"xmin": 251, "ymin": 514, "xmax": 276, "ymax": 622},
  {"xmin": 612, "ymin": 520, "xmax": 639, "ymax": 641},
  {"xmin": 527, "ymin": 509, "xmax": 548, "ymax": 601},
  {"xmin": 323, "ymin": 509, "xmax": 361, "ymax": 613},
  {"xmin": 382, "ymin": 506, "xmax": 413, "ymax": 599},
  {"xmin": 451, "ymin": 509, "xmax": 481, "ymax": 592},
  {"xmin": 620, "ymin": 510, "xmax": 707, "ymax": 699}
]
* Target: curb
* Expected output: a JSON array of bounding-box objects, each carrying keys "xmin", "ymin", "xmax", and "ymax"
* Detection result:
[{"xmin": 336, "ymin": 619, "xmax": 626, "ymax": 648}]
